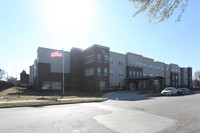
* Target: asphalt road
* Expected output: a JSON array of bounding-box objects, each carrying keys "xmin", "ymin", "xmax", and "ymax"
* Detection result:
[{"xmin": 1, "ymin": 91, "xmax": 200, "ymax": 133}]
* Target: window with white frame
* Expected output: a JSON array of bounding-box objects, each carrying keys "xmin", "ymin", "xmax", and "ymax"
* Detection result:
[
  {"xmin": 109, "ymin": 82, "xmax": 114, "ymax": 88},
  {"xmin": 104, "ymin": 68, "xmax": 107, "ymax": 76},
  {"xmin": 136, "ymin": 62, "xmax": 139, "ymax": 67},
  {"xmin": 109, "ymin": 70, "xmax": 114, "ymax": 76},
  {"xmin": 97, "ymin": 54, "xmax": 101, "ymax": 62},
  {"xmin": 133, "ymin": 71, "xmax": 135, "ymax": 77},
  {"xmin": 97, "ymin": 67, "xmax": 101, "ymax": 76},
  {"xmin": 118, "ymin": 59, "xmax": 123, "ymax": 65},
  {"xmin": 85, "ymin": 54, "xmax": 94, "ymax": 64},
  {"xmin": 132, "ymin": 61, "xmax": 135, "ymax": 66},
  {"xmin": 104, "ymin": 55, "xmax": 108, "ymax": 63},
  {"xmin": 119, "ymin": 71, "xmax": 123, "ymax": 76},
  {"xmin": 110, "ymin": 58, "xmax": 113, "ymax": 64},
  {"xmin": 99, "ymin": 81, "xmax": 105, "ymax": 90},
  {"xmin": 140, "ymin": 62, "xmax": 142, "ymax": 67},
  {"xmin": 129, "ymin": 71, "xmax": 132, "ymax": 78},
  {"xmin": 85, "ymin": 68, "xmax": 94, "ymax": 76}
]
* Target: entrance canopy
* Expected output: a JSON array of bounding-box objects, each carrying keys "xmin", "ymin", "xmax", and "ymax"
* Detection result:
[
  {"xmin": 125, "ymin": 76, "xmax": 165, "ymax": 81},
  {"xmin": 125, "ymin": 76, "xmax": 165, "ymax": 91}
]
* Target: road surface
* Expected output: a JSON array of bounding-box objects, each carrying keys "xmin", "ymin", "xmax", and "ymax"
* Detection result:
[{"xmin": 0, "ymin": 91, "xmax": 200, "ymax": 133}]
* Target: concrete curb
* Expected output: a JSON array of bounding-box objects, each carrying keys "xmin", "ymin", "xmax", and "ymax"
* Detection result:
[{"xmin": 0, "ymin": 98, "xmax": 108, "ymax": 109}]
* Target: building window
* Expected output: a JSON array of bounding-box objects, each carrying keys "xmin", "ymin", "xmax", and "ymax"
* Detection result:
[
  {"xmin": 119, "ymin": 71, "xmax": 123, "ymax": 76},
  {"xmin": 137, "ymin": 72, "xmax": 139, "ymax": 77},
  {"xmin": 104, "ymin": 68, "xmax": 107, "ymax": 76},
  {"xmin": 110, "ymin": 58, "xmax": 113, "ymax": 64},
  {"xmin": 42, "ymin": 81, "xmax": 61, "ymax": 90},
  {"xmin": 109, "ymin": 82, "xmax": 114, "ymax": 88},
  {"xmin": 143, "ymin": 73, "xmax": 146, "ymax": 77},
  {"xmin": 140, "ymin": 62, "xmax": 142, "ymax": 67},
  {"xmin": 132, "ymin": 61, "xmax": 135, "ymax": 66},
  {"xmin": 99, "ymin": 81, "xmax": 106, "ymax": 90},
  {"xmin": 97, "ymin": 67, "xmax": 101, "ymax": 76},
  {"xmin": 133, "ymin": 71, "xmax": 135, "ymax": 77},
  {"xmin": 143, "ymin": 82, "xmax": 146, "ymax": 89},
  {"xmin": 162, "ymin": 68, "xmax": 164, "ymax": 71},
  {"xmin": 140, "ymin": 72, "xmax": 142, "ymax": 77},
  {"xmin": 85, "ymin": 68, "xmax": 94, "ymax": 76},
  {"xmin": 109, "ymin": 70, "xmax": 114, "ymax": 76},
  {"xmin": 129, "ymin": 71, "xmax": 132, "ymax": 78},
  {"xmin": 118, "ymin": 59, "xmax": 123, "ymax": 65},
  {"xmin": 149, "ymin": 65, "xmax": 153, "ymax": 69},
  {"xmin": 136, "ymin": 62, "xmax": 139, "ymax": 67},
  {"xmin": 129, "ymin": 60, "xmax": 131, "ymax": 66},
  {"xmin": 97, "ymin": 54, "xmax": 101, "ymax": 62},
  {"xmin": 150, "ymin": 74, "xmax": 153, "ymax": 77},
  {"xmin": 104, "ymin": 55, "xmax": 108, "ymax": 63},
  {"xmin": 85, "ymin": 54, "xmax": 94, "ymax": 64}
]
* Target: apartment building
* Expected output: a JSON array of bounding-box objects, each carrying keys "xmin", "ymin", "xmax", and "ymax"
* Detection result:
[{"xmin": 29, "ymin": 44, "xmax": 192, "ymax": 93}]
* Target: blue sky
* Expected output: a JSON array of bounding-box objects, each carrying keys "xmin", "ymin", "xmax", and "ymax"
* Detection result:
[{"xmin": 0, "ymin": 0, "xmax": 199, "ymax": 80}]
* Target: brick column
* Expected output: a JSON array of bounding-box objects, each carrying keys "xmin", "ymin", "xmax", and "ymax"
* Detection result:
[{"xmin": 149, "ymin": 79, "xmax": 154, "ymax": 91}]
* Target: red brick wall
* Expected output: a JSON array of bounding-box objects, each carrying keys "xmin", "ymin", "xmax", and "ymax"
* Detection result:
[{"xmin": 20, "ymin": 74, "xmax": 29, "ymax": 84}]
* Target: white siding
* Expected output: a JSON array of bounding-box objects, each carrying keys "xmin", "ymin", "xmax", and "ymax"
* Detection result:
[
  {"xmin": 165, "ymin": 64, "xmax": 170, "ymax": 86},
  {"xmin": 109, "ymin": 52, "xmax": 126, "ymax": 87},
  {"xmin": 37, "ymin": 47, "xmax": 70, "ymax": 73}
]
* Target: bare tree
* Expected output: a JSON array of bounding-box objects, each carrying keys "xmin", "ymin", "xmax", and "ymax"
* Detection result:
[
  {"xmin": 0, "ymin": 69, "xmax": 6, "ymax": 80},
  {"xmin": 129, "ymin": 0, "xmax": 189, "ymax": 23},
  {"xmin": 194, "ymin": 71, "xmax": 200, "ymax": 81},
  {"xmin": 7, "ymin": 76, "xmax": 18, "ymax": 85},
  {"xmin": 193, "ymin": 71, "xmax": 200, "ymax": 88}
]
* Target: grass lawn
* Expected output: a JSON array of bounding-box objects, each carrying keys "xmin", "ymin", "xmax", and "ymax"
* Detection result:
[
  {"xmin": 0, "ymin": 87, "xmax": 101, "ymax": 101},
  {"xmin": 0, "ymin": 98, "xmax": 106, "ymax": 107}
]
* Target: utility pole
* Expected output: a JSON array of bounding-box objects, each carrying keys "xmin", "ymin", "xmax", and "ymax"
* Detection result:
[{"xmin": 63, "ymin": 48, "xmax": 65, "ymax": 95}]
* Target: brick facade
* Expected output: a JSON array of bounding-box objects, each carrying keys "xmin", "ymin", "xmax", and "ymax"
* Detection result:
[{"xmin": 30, "ymin": 44, "xmax": 193, "ymax": 94}]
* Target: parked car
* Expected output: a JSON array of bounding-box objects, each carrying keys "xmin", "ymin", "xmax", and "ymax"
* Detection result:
[
  {"xmin": 161, "ymin": 87, "xmax": 177, "ymax": 96},
  {"xmin": 177, "ymin": 88, "xmax": 190, "ymax": 95}
]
